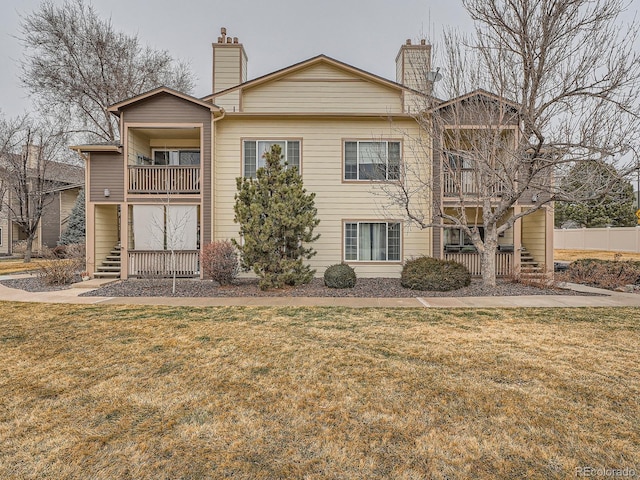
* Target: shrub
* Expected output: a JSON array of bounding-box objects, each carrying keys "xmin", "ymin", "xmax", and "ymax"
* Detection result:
[
  {"xmin": 401, "ymin": 256, "xmax": 471, "ymax": 291},
  {"xmin": 324, "ymin": 263, "xmax": 357, "ymax": 288},
  {"xmin": 201, "ymin": 240, "xmax": 239, "ymax": 286},
  {"xmin": 36, "ymin": 244, "xmax": 85, "ymax": 285},
  {"xmin": 565, "ymin": 258, "xmax": 640, "ymax": 290}
]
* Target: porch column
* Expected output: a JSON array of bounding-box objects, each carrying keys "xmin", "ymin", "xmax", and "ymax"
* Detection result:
[
  {"xmin": 513, "ymin": 205, "xmax": 522, "ymax": 275},
  {"xmin": 121, "ymin": 204, "xmax": 129, "ymax": 280},
  {"xmin": 86, "ymin": 203, "xmax": 96, "ymax": 275},
  {"xmin": 544, "ymin": 206, "xmax": 554, "ymax": 277}
]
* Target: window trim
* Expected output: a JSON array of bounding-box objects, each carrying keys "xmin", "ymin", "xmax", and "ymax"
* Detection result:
[
  {"xmin": 342, "ymin": 139, "xmax": 402, "ymax": 182},
  {"xmin": 241, "ymin": 138, "xmax": 303, "ymax": 178},
  {"xmin": 342, "ymin": 220, "xmax": 403, "ymax": 263}
]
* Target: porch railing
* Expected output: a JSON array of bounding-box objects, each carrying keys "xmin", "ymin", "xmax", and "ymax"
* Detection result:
[
  {"xmin": 443, "ymin": 169, "xmax": 504, "ymax": 197},
  {"xmin": 128, "ymin": 250, "xmax": 200, "ymax": 277},
  {"xmin": 128, "ymin": 166, "xmax": 200, "ymax": 194},
  {"xmin": 444, "ymin": 251, "xmax": 513, "ymax": 277}
]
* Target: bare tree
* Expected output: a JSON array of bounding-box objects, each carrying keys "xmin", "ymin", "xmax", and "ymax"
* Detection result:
[
  {"xmin": 19, "ymin": 0, "xmax": 195, "ymax": 143},
  {"xmin": 0, "ymin": 115, "xmax": 70, "ymax": 262},
  {"xmin": 382, "ymin": 0, "xmax": 640, "ymax": 287}
]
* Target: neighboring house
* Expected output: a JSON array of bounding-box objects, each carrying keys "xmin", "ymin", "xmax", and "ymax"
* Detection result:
[
  {"xmin": 73, "ymin": 29, "xmax": 553, "ymax": 279},
  {"xmin": 0, "ymin": 150, "xmax": 84, "ymax": 255}
]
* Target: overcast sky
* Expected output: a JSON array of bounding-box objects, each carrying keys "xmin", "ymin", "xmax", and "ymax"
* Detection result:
[
  {"xmin": 0, "ymin": 0, "xmax": 475, "ymax": 118},
  {"xmin": 1, "ymin": 0, "xmax": 639, "ymax": 119}
]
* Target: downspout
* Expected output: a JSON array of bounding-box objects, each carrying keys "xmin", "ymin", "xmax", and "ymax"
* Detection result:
[{"xmin": 209, "ymin": 107, "xmax": 225, "ymax": 257}]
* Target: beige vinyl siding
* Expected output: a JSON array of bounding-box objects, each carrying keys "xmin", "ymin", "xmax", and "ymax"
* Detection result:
[
  {"xmin": 213, "ymin": 47, "xmax": 244, "ymax": 93},
  {"xmin": 128, "ymin": 129, "xmax": 151, "ymax": 165},
  {"xmin": 522, "ymin": 209, "xmax": 546, "ymax": 265},
  {"xmin": 89, "ymin": 153, "xmax": 124, "ymax": 203},
  {"xmin": 94, "ymin": 205, "xmax": 119, "ymax": 269},
  {"xmin": 242, "ymin": 80, "xmax": 403, "ymax": 114},
  {"xmin": 214, "ymin": 116, "xmax": 429, "ymax": 277},
  {"xmin": 60, "ymin": 189, "xmax": 78, "ymax": 222},
  {"xmin": 212, "ymin": 91, "xmax": 241, "ymax": 113}
]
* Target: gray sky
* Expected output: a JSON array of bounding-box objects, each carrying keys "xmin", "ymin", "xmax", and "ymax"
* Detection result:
[
  {"xmin": 0, "ymin": 0, "xmax": 475, "ymax": 118},
  {"xmin": 1, "ymin": 0, "xmax": 639, "ymax": 119}
]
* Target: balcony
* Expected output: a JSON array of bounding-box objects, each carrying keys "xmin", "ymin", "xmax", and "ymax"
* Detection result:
[
  {"xmin": 128, "ymin": 165, "xmax": 200, "ymax": 194},
  {"xmin": 443, "ymin": 169, "xmax": 505, "ymax": 197}
]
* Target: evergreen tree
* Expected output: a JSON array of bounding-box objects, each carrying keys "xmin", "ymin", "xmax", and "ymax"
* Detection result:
[
  {"xmin": 59, "ymin": 188, "xmax": 86, "ymax": 244},
  {"xmin": 233, "ymin": 144, "xmax": 320, "ymax": 290},
  {"xmin": 555, "ymin": 162, "xmax": 637, "ymax": 228}
]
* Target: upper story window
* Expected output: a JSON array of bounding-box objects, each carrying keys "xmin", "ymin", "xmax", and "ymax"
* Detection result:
[
  {"xmin": 243, "ymin": 140, "xmax": 300, "ymax": 178},
  {"xmin": 151, "ymin": 149, "xmax": 200, "ymax": 166},
  {"xmin": 344, "ymin": 141, "xmax": 401, "ymax": 181}
]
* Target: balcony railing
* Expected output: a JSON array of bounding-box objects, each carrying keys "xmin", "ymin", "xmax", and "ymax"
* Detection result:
[
  {"xmin": 128, "ymin": 165, "xmax": 200, "ymax": 194},
  {"xmin": 128, "ymin": 250, "xmax": 200, "ymax": 277},
  {"xmin": 444, "ymin": 251, "xmax": 513, "ymax": 277},
  {"xmin": 443, "ymin": 169, "xmax": 504, "ymax": 197}
]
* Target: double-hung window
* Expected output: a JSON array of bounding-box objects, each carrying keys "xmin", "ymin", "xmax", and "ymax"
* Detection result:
[
  {"xmin": 243, "ymin": 140, "xmax": 300, "ymax": 178},
  {"xmin": 344, "ymin": 221, "xmax": 401, "ymax": 261},
  {"xmin": 344, "ymin": 141, "xmax": 400, "ymax": 181}
]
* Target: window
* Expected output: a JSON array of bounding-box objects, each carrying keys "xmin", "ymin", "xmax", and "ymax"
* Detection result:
[
  {"xmin": 344, "ymin": 222, "xmax": 401, "ymax": 261},
  {"xmin": 443, "ymin": 227, "xmax": 484, "ymax": 252},
  {"xmin": 0, "ymin": 226, "xmax": 2, "ymax": 247},
  {"xmin": 151, "ymin": 149, "xmax": 200, "ymax": 166},
  {"xmin": 243, "ymin": 140, "xmax": 300, "ymax": 178},
  {"xmin": 344, "ymin": 141, "xmax": 400, "ymax": 181}
]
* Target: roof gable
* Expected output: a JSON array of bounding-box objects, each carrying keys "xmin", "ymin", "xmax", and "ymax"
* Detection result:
[
  {"xmin": 203, "ymin": 55, "xmax": 422, "ymax": 101},
  {"xmin": 109, "ymin": 87, "xmax": 222, "ymax": 116}
]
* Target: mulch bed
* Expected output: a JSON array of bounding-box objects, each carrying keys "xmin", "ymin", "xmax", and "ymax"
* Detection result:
[{"xmin": 62, "ymin": 277, "xmax": 603, "ymax": 298}]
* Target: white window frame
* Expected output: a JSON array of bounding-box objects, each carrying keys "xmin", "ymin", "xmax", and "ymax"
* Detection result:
[
  {"xmin": 242, "ymin": 139, "xmax": 301, "ymax": 178},
  {"xmin": 344, "ymin": 221, "xmax": 402, "ymax": 262},
  {"xmin": 344, "ymin": 140, "xmax": 401, "ymax": 181}
]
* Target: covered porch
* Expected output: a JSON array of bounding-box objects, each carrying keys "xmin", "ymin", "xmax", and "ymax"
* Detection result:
[{"xmin": 437, "ymin": 206, "xmax": 553, "ymax": 278}]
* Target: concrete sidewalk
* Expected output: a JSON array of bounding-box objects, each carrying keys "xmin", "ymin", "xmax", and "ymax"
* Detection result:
[{"xmin": 1, "ymin": 274, "xmax": 640, "ymax": 308}]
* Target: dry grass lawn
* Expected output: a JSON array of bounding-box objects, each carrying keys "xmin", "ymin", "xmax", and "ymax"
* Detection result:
[
  {"xmin": 555, "ymin": 249, "xmax": 640, "ymax": 262},
  {"xmin": 0, "ymin": 303, "xmax": 638, "ymax": 479},
  {"xmin": 0, "ymin": 259, "xmax": 44, "ymax": 275}
]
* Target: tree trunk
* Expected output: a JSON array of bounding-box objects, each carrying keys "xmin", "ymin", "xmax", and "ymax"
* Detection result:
[
  {"xmin": 479, "ymin": 232, "xmax": 499, "ymax": 288},
  {"xmin": 24, "ymin": 235, "xmax": 34, "ymax": 263}
]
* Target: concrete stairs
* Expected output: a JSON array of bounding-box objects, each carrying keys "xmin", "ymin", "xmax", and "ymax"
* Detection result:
[
  {"xmin": 94, "ymin": 244, "xmax": 121, "ymax": 279},
  {"xmin": 519, "ymin": 247, "xmax": 546, "ymax": 280}
]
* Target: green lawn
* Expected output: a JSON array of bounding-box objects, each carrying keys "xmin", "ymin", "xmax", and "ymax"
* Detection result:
[{"xmin": 0, "ymin": 303, "xmax": 638, "ymax": 479}]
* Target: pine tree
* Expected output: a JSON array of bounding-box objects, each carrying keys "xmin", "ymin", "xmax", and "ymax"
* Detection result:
[
  {"xmin": 59, "ymin": 188, "xmax": 86, "ymax": 245},
  {"xmin": 555, "ymin": 162, "xmax": 637, "ymax": 228},
  {"xmin": 233, "ymin": 144, "xmax": 320, "ymax": 290}
]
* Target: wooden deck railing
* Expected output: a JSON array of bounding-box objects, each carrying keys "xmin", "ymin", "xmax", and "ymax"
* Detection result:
[
  {"xmin": 443, "ymin": 169, "xmax": 504, "ymax": 197},
  {"xmin": 128, "ymin": 166, "xmax": 200, "ymax": 194},
  {"xmin": 128, "ymin": 250, "xmax": 200, "ymax": 277},
  {"xmin": 444, "ymin": 251, "xmax": 513, "ymax": 277}
]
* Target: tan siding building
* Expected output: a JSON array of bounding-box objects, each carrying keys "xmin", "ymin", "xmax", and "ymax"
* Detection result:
[{"xmin": 75, "ymin": 28, "xmax": 553, "ymax": 280}]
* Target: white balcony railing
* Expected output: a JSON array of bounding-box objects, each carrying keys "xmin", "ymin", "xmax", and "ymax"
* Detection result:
[
  {"xmin": 128, "ymin": 166, "xmax": 200, "ymax": 194},
  {"xmin": 128, "ymin": 250, "xmax": 200, "ymax": 277},
  {"xmin": 444, "ymin": 251, "xmax": 513, "ymax": 277},
  {"xmin": 443, "ymin": 169, "xmax": 505, "ymax": 197}
]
